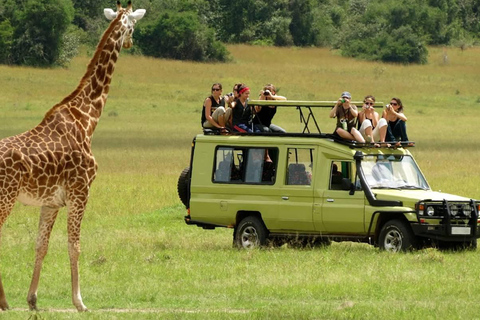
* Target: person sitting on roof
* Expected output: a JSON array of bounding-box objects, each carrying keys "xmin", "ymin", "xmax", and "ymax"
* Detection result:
[
  {"xmin": 329, "ymin": 91, "xmax": 364, "ymax": 143},
  {"xmin": 358, "ymin": 95, "xmax": 389, "ymax": 147},
  {"xmin": 382, "ymin": 97, "xmax": 414, "ymax": 147},
  {"xmin": 253, "ymin": 84, "xmax": 287, "ymax": 133},
  {"xmin": 231, "ymin": 85, "xmax": 260, "ymax": 133},
  {"xmin": 202, "ymin": 83, "xmax": 232, "ymax": 134}
]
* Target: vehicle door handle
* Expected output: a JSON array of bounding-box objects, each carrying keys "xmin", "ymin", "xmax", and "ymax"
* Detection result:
[
  {"xmin": 282, "ymin": 196, "xmax": 289, "ymax": 200},
  {"xmin": 327, "ymin": 199, "xmax": 334, "ymax": 202}
]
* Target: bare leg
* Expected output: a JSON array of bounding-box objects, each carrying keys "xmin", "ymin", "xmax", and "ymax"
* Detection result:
[
  {"xmin": 27, "ymin": 206, "xmax": 59, "ymax": 311},
  {"xmin": 364, "ymin": 126, "xmax": 374, "ymax": 143},
  {"xmin": 351, "ymin": 128, "xmax": 365, "ymax": 143},
  {"xmin": 218, "ymin": 114, "xmax": 225, "ymax": 128},
  {"xmin": 378, "ymin": 125, "xmax": 390, "ymax": 147},
  {"xmin": 335, "ymin": 128, "xmax": 356, "ymax": 140}
]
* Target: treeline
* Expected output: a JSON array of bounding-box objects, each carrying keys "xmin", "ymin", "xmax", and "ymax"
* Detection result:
[{"xmin": 0, "ymin": 0, "xmax": 479, "ymax": 67}]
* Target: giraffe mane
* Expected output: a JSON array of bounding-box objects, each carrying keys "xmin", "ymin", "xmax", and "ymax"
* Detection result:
[{"xmin": 43, "ymin": 10, "xmax": 126, "ymax": 120}]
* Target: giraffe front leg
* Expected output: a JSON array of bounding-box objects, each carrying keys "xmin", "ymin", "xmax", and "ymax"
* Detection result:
[
  {"xmin": 0, "ymin": 197, "xmax": 17, "ymax": 311},
  {"xmin": 27, "ymin": 206, "xmax": 59, "ymax": 311},
  {"xmin": 0, "ymin": 275, "xmax": 9, "ymax": 311},
  {"xmin": 67, "ymin": 207, "xmax": 87, "ymax": 312}
]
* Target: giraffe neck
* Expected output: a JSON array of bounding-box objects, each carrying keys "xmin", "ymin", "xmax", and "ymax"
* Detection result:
[{"xmin": 42, "ymin": 13, "xmax": 128, "ymax": 140}]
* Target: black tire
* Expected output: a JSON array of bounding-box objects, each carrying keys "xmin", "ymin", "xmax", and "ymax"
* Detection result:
[
  {"xmin": 234, "ymin": 216, "xmax": 268, "ymax": 249},
  {"xmin": 378, "ymin": 219, "xmax": 416, "ymax": 252},
  {"xmin": 177, "ymin": 167, "xmax": 191, "ymax": 208}
]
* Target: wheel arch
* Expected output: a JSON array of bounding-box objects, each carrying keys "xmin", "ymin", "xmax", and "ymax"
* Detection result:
[
  {"xmin": 372, "ymin": 212, "xmax": 412, "ymax": 246},
  {"xmin": 235, "ymin": 211, "xmax": 268, "ymax": 231}
]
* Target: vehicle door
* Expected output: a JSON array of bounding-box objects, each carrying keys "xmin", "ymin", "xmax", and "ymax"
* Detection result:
[
  {"xmin": 321, "ymin": 161, "xmax": 366, "ymax": 234},
  {"xmin": 271, "ymin": 147, "xmax": 316, "ymax": 232}
]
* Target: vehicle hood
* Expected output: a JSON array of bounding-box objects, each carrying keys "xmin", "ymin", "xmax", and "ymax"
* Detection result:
[{"xmin": 373, "ymin": 189, "xmax": 474, "ymax": 208}]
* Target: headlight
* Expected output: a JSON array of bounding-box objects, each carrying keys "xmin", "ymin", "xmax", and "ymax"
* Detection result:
[
  {"xmin": 426, "ymin": 206, "xmax": 435, "ymax": 216},
  {"xmin": 450, "ymin": 205, "xmax": 459, "ymax": 216},
  {"xmin": 462, "ymin": 204, "xmax": 472, "ymax": 218}
]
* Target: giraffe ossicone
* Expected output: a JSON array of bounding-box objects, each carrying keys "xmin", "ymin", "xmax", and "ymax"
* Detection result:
[{"xmin": 0, "ymin": 1, "xmax": 145, "ymax": 312}]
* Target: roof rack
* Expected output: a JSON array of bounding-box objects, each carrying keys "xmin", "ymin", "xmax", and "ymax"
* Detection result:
[
  {"xmin": 249, "ymin": 100, "xmax": 384, "ymax": 134},
  {"xmin": 202, "ymin": 100, "xmax": 415, "ymax": 149}
]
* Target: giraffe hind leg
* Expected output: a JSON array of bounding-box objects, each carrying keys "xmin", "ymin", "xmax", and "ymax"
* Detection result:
[{"xmin": 27, "ymin": 206, "xmax": 59, "ymax": 311}]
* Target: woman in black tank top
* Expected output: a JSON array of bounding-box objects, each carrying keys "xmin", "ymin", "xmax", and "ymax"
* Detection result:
[
  {"xmin": 382, "ymin": 97, "xmax": 412, "ymax": 145},
  {"xmin": 202, "ymin": 83, "xmax": 231, "ymax": 131}
]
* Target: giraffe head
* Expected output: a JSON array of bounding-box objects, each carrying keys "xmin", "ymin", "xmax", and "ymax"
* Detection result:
[{"xmin": 104, "ymin": 1, "xmax": 146, "ymax": 49}]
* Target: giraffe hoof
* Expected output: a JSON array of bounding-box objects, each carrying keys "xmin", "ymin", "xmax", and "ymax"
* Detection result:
[
  {"xmin": 27, "ymin": 293, "xmax": 38, "ymax": 311},
  {"xmin": 76, "ymin": 305, "xmax": 88, "ymax": 312}
]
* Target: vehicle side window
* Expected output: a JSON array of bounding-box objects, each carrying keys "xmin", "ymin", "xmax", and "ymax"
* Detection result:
[
  {"xmin": 213, "ymin": 147, "xmax": 277, "ymax": 184},
  {"xmin": 286, "ymin": 148, "xmax": 313, "ymax": 185},
  {"xmin": 329, "ymin": 161, "xmax": 351, "ymax": 190}
]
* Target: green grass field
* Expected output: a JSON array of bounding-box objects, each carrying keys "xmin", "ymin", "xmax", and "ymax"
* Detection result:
[{"xmin": 0, "ymin": 45, "xmax": 480, "ymax": 319}]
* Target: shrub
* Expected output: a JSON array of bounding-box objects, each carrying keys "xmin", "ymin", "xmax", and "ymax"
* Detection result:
[{"xmin": 136, "ymin": 10, "xmax": 229, "ymax": 62}]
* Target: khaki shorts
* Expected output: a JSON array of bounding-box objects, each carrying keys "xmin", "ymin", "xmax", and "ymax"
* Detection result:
[{"xmin": 203, "ymin": 107, "xmax": 232, "ymax": 128}]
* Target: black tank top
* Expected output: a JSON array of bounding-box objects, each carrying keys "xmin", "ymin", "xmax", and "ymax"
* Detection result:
[{"xmin": 201, "ymin": 96, "xmax": 225, "ymax": 125}]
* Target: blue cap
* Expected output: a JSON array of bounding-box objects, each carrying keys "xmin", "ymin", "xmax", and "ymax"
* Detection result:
[{"xmin": 341, "ymin": 91, "xmax": 352, "ymax": 99}]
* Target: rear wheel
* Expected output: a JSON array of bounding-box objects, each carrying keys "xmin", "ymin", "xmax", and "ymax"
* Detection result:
[
  {"xmin": 379, "ymin": 220, "xmax": 416, "ymax": 252},
  {"xmin": 177, "ymin": 167, "xmax": 190, "ymax": 208},
  {"xmin": 234, "ymin": 216, "xmax": 267, "ymax": 249}
]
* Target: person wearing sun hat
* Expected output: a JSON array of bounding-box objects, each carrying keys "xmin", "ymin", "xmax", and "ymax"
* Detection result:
[{"xmin": 329, "ymin": 91, "xmax": 364, "ymax": 143}]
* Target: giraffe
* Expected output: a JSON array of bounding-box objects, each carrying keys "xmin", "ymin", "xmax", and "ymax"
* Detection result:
[{"xmin": 0, "ymin": 1, "xmax": 145, "ymax": 312}]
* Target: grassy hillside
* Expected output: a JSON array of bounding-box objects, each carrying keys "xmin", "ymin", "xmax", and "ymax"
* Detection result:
[{"xmin": 0, "ymin": 45, "xmax": 479, "ymax": 319}]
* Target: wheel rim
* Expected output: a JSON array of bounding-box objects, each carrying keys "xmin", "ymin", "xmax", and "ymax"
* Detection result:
[
  {"xmin": 384, "ymin": 229, "xmax": 402, "ymax": 252},
  {"xmin": 240, "ymin": 226, "xmax": 259, "ymax": 249}
]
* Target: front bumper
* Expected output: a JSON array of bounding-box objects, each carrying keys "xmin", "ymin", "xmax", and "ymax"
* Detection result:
[{"xmin": 411, "ymin": 224, "xmax": 480, "ymax": 242}]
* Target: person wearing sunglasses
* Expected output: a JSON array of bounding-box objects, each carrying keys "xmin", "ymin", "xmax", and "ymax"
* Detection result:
[
  {"xmin": 382, "ymin": 97, "xmax": 411, "ymax": 145},
  {"xmin": 329, "ymin": 91, "xmax": 364, "ymax": 143},
  {"xmin": 202, "ymin": 83, "xmax": 232, "ymax": 133},
  {"xmin": 253, "ymin": 84, "xmax": 287, "ymax": 133},
  {"xmin": 358, "ymin": 95, "xmax": 389, "ymax": 147}
]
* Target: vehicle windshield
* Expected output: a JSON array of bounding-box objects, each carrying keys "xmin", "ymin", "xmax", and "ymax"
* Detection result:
[{"xmin": 361, "ymin": 155, "xmax": 429, "ymax": 190}]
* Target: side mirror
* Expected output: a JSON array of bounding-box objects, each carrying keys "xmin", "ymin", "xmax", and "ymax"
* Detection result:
[{"xmin": 341, "ymin": 178, "xmax": 354, "ymax": 194}]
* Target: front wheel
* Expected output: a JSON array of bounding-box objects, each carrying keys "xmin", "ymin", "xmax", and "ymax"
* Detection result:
[
  {"xmin": 379, "ymin": 219, "xmax": 416, "ymax": 252},
  {"xmin": 234, "ymin": 216, "xmax": 268, "ymax": 249}
]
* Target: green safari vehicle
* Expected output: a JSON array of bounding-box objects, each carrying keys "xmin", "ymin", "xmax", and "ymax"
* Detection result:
[{"xmin": 177, "ymin": 101, "xmax": 480, "ymax": 251}]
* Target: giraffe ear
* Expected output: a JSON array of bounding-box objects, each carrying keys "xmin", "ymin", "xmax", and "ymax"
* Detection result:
[
  {"xmin": 104, "ymin": 8, "xmax": 117, "ymax": 20},
  {"xmin": 129, "ymin": 9, "xmax": 146, "ymax": 21}
]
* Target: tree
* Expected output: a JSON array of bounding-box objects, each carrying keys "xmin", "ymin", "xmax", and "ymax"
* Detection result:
[
  {"xmin": 289, "ymin": 0, "xmax": 316, "ymax": 46},
  {"xmin": 0, "ymin": 19, "xmax": 14, "ymax": 64},
  {"xmin": 339, "ymin": 0, "xmax": 429, "ymax": 64},
  {"xmin": 6, "ymin": 0, "xmax": 74, "ymax": 67},
  {"xmin": 136, "ymin": 10, "xmax": 229, "ymax": 62}
]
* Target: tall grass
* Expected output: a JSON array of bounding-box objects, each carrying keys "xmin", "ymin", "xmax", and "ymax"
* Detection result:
[{"xmin": 0, "ymin": 45, "xmax": 479, "ymax": 319}]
